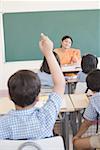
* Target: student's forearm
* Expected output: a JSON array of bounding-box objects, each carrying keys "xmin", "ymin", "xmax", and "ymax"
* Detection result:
[
  {"xmin": 75, "ymin": 120, "xmax": 92, "ymax": 138},
  {"xmin": 74, "ymin": 137, "xmax": 91, "ymax": 150}
]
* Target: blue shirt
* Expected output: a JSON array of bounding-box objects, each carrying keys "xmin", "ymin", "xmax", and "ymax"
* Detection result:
[
  {"xmin": 77, "ymin": 71, "xmax": 87, "ymax": 82},
  {"xmin": 38, "ymin": 71, "xmax": 53, "ymax": 87},
  {"xmin": 84, "ymin": 92, "xmax": 100, "ymax": 121},
  {"xmin": 0, "ymin": 92, "xmax": 62, "ymax": 140}
]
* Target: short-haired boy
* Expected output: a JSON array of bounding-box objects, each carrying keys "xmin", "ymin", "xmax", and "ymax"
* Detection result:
[
  {"xmin": 73, "ymin": 69, "xmax": 100, "ymax": 150},
  {"xmin": 0, "ymin": 33, "xmax": 65, "ymax": 139}
]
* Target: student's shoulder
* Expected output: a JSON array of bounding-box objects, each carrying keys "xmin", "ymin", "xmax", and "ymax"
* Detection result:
[
  {"xmin": 77, "ymin": 71, "xmax": 84, "ymax": 77},
  {"xmin": 77, "ymin": 71, "xmax": 87, "ymax": 82},
  {"xmin": 89, "ymin": 92, "xmax": 100, "ymax": 111},
  {"xmin": 91, "ymin": 92, "xmax": 100, "ymax": 102},
  {"xmin": 0, "ymin": 113, "xmax": 11, "ymax": 124},
  {"xmin": 37, "ymin": 71, "xmax": 43, "ymax": 76}
]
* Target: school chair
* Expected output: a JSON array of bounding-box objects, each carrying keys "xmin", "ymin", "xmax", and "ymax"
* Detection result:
[{"xmin": 0, "ymin": 136, "xmax": 65, "ymax": 150}]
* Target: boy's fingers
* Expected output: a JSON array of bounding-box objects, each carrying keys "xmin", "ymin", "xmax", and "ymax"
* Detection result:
[
  {"xmin": 40, "ymin": 33, "xmax": 44, "ymax": 37},
  {"xmin": 40, "ymin": 33, "xmax": 48, "ymax": 41}
]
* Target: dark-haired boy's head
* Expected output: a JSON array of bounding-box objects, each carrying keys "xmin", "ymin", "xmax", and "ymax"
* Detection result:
[
  {"xmin": 40, "ymin": 51, "xmax": 61, "ymax": 74},
  {"xmin": 86, "ymin": 69, "xmax": 100, "ymax": 92},
  {"xmin": 81, "ymin": 54, "xmax": 98, "ymax": 74},
  {"xmin": 8, "ymin": 70, "xmax": 41, "ymax": 107}
]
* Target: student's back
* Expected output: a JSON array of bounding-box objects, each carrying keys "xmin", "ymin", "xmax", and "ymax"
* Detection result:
[
  {"xmin": 0, "ymin": 34, "xmax": 65, "ymax": 140},
  {"xmin": 73, "ymin": 69, "xmax": 100, "ymax": 150},
  {"xmin": 75, "ymin": 54, "xmax": 98, "ymax": 94},
  {"xmin": 38, "ymin": 51, "xmax": 60, "ymax": 87}
]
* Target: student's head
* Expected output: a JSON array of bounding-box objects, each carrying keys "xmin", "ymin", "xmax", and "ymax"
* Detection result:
[
  {"xmin": 81, "ymin": 54, "xmax": 98, "ymax": 74},
  {"xmin": 40, "ymin": 51, "xmax": 61, "ymax": 74},
  {"xmin": 60, "ymin": 35, "xmax": 73, "ymax": 49},
  {"xmin": 86, "ymin": 69, "xmax": 100, "ymax": 92},
  {"xmin": 8, "ymin": 70, "xmax": 41, "ymax": 107}
]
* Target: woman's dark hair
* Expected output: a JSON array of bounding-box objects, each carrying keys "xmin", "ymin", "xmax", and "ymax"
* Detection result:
[
  {"xmin": 81, "ymin": 54, "xmax": 98, "ymax": 74},
  {"xmin": 86, "ymin": 69, "xmax": 100, "ymax": 92},
  {"xmin": 40, "ymin": 51, "xmax": 61, "ymax": 74},
  {"xmin": 8, "ymin": 70, "xmax": 41, "ymax": 107},
  {"xmin": 61, "ymin": 35, "xmax": 73, "ymax": 46}
]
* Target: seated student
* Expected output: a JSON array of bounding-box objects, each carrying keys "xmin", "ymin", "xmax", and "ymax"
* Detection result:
[
  {"xmin": 38, "ymin": 51, "xmax": 61, "ymax": 87},
  {"xmin": 75, "ymin": 54, "xmax": 98, "ymax": 94},
  {"xmin": 54, "ymin": 35, "xmax": 81, "ymax": 65},
  {"xmin": 0, "ymin": 33, "xmax": 65, "ymax": 140},
  {"xmin": 73, "ymin": 69, "xmax": 100, "ymax": 149},
  {"xmin": 74, "ymin": 134, "xmax": 100, "ymax": 150}
]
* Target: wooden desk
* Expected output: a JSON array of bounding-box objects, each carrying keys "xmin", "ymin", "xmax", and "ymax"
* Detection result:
[
  {"xmin": 36, "ymin": 94, "xmax": 75, "ymax": 113},
  {"xmin": 0, "ymin": 90, "xmax": 89, "ymax": 114},
  {"xmin": 0, "ymin": 94, "xmax": 75, "ymax": 114},
  {"xmin": 69, "ymin": 93, "xmax": 89, "ymax": 110}
]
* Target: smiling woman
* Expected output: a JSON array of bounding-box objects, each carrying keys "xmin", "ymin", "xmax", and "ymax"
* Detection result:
[{"xmin": 54, "ymin": 35, "xmax": 81, "ymax": 65}]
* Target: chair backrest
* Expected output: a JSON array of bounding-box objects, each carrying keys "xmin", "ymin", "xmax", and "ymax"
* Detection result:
[{"xmin": 0, "ymin": 136, "xmax": 65, "ymax": 150}]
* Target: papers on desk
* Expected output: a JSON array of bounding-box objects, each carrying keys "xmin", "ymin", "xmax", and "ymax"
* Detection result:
[
  {"xmin": 61, "ymin": 64, "xmax": 81, "ymax": 73},
  {"xmin": 70, "ymin": 94, "xmax": 89, "ymax": 110}
]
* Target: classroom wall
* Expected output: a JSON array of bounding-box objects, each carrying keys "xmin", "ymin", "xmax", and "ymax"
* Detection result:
[{"xmin": 0, "ymin": 1, "xmax": 100, "ymax": 89}]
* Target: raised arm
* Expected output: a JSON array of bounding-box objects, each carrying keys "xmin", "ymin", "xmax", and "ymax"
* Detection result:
[{"xmin": 39, "ymin": 33, "xmax": 65, "ymax": 96}]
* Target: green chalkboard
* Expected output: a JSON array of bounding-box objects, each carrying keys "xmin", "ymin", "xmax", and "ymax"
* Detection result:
[{"xmin": 3, "ymin": 9, "xmax": 100, "ymax": 62}]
